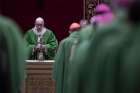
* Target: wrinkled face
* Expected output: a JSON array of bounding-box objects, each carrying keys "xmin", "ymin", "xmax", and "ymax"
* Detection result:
[{"xmin": 35, "ymin": 20, "xmax": 44, "ymax": 32}]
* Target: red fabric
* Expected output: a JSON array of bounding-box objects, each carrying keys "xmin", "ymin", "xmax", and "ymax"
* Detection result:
[{"xmin": 0, "ymin": 0, "xmax": 83, "ymax": 41}]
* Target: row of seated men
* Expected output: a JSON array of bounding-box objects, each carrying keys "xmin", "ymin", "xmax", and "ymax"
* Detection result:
[{"xmin": 54, "ymin": 0, "xmax": 140, "ymax": 93}]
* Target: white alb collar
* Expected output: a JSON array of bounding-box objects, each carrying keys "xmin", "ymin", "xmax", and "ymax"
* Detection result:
[{"xmin": 32, "ymin": 27, "xmax": 47, "ymax": 36}]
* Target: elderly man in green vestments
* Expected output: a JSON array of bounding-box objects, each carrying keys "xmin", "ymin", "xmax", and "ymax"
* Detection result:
[
  {"xmin": 0, "ymin": 15, "xmax": 28, "ymax": 93},
  {"xmin": 24, "ymin": 17, "xmax": 58, "ymax": 60},
  {"xmin": 53, "ymin": 22, "xmax": 81, "ymax": 93}
]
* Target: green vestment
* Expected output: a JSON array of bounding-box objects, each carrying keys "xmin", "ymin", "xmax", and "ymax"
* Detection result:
[
  {"xmin": 24, "ymin": 28, "xmax": 58, "ymax": 60},
  {"xmin": 67, "ymin": 13, "xmax": 133, "ymax": 93},
  {"xmin": 53, "ymin": 31, "xmax": 80, "ymax": 93},
  {"xmin": 0, "ymin": 16, "xmax": 28, "ymax": 93}
]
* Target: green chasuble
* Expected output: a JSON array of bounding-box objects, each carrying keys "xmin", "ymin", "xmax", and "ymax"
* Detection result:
[
  {"xmin": 53, "ymin": 31, "xmax": 80, "ymax": 93},
  {"xmin": 79, "ymin": 25, "xmax": 96, "ymax": 42},
  {"xmin": 0, "ymin": 16, "xmax": 28, "ymax": 93},
  {"xmin": 83, "ymin": 24, "xmax": 140, "ymax": 93},
  {"xmin": 115, "ymin": 26, "xmax": 140, "ymax": 93},
  {"xmin": 67, "ymin": 12, "xmax": 134, "ymax": 93},
  {"xmin": 67, "ymin": 25, "xmax": 96, "ymax": 75},
  {"xmin": 24, "ymin": 28, "xmax": 58, "ymax": 59},
  {"xmin": 68, "ymin": 25, "xmax": 96, "ymax": 64},
  {"xmin": 66, "ymin": 25, "xmax": 97, "ymax": 93}
]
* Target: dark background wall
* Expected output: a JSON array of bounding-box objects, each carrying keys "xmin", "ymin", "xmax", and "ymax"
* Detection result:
[{"xmin": 0, "ymin": 0, "xmax": 83, "ymax": 41}]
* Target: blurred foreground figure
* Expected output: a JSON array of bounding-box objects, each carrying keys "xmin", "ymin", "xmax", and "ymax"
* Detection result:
[
  {"xmin": 53, "ymin": 23, "xmax": 81, "ymax": 93},
  {"xmin": 68, "ymin": 4, "xmax": 115, "ymax": 93},
  {"xmin": 0, "ymin": 15, "xmax": 28, "ymax": 93},
  {"xmin": 68, "ymin": 0, "xmax": 140, "ymax": 93},
  {"xmin": 24, "ymin": 17, "xmax": 58, "ymax": 60}
]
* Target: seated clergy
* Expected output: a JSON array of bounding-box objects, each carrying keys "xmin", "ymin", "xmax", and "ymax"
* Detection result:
[
  {"xmin": 0, "ymin": 15, "xmax": 28, "ymax": 93},
  {"xmin": 24, "ymin": 17, "xmax": 58, "ymax": 60}
]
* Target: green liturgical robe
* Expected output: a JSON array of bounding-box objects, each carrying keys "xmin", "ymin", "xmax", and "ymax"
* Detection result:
[
  {"xmin": 53, "ymin": 25, "xmax": 95, "ymax": 93},
  {"xmin": 120, "ymin": 27, "xmax": 140, "ymax": 93},
  {"xmin": 53, "ymin": 31, "xmax": 80, "ymax": 93},
  {"xmin": 67, "ymin": 25, "xmax": 97, "ymax": 93},
  {"xmin": 67, "ymin": 13, "xmax": 136, "ymax": 93},
  {"xmin": 24, "ymin": 28, "xmax": 58, "ymax": 59},
  {"xmin": 73, "ymin": 25, "xmax": 96, "ymax": 59},
  {"xmin": 79, "ymin": 25, "xmax": 96, "ymax": 42},
  {"xmin": 84, "ymin": 24, "xmax": 140, "ymax": 93},
  {"xmin": 67, "ymin": 25, "xmax": 96, "ymax": 65},
  {"xmin": 0, "ymin": 16, "xmax": 28, "ymax": 93}
]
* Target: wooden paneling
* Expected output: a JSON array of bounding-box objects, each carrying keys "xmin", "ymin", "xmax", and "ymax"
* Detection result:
[
  {"xmin": 84, "ymin": 0, "xmax": 100, "ymax": 20},
  {"xmin": 25, "ymin": 61, "xmax": 55, "ymax": 93}
]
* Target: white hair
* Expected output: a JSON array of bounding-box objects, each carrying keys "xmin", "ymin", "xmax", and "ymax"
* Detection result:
[{"xmin": 35, "ymin": 17, "xmax": 44, "ymax": 24}]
